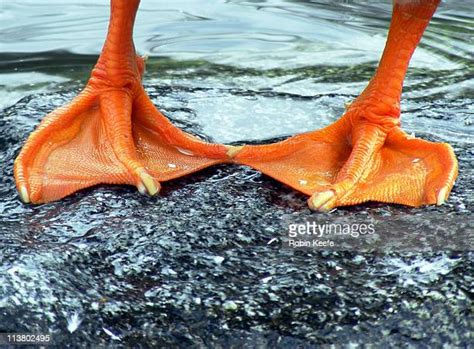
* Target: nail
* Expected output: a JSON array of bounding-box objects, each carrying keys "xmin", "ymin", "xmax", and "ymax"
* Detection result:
[
  {"xmin": 309, "ymin": 190, "xmax": 335, "ymax": 211},
  {"xmin": 436, "ymin": 186, "xmax": 448, "ymax": 206},
  {"xmin": 138, "ymin": 170, "xmax": 160, "ymax": 196},
  {"xmin": 19, "ymin": 185, "xmax": 30, "ymax": 204}
]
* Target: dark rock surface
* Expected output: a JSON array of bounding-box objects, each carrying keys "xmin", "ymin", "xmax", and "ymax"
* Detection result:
[{"xmin": 0, "ymin": 82, "xmax": 472, "ymax": 347}]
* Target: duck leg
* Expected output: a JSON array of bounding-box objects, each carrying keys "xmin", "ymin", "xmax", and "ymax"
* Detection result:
[
  {"xmin": 233, "ymin": 0, "xmax": 458, "ymax": 211},
  {"xmin": 14, "ymin": 0, "xmax": 229, "ymax": 204}
]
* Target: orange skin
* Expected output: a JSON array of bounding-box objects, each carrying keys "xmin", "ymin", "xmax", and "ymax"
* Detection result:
[{"xmin": 14, "ymin": 0, "xmax": 458, "ymax": 211}]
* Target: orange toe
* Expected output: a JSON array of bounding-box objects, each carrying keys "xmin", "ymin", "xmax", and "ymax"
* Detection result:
[{"xmin": 234, "ymin": 117, "xmax": 351, "ymax": 197}]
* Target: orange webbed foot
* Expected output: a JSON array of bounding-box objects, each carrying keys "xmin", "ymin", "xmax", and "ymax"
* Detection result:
[
  {"xmin": 234, "ymin": 114, "xmax": 458, "ymax": 212},
  {"xmin": 234, "ymin": 0, "xmax": 458, "ymax": 212},
  {"xmin": 14, "ymin": 58, "xmax": 229, "ymax": 204},
  {"xmin": 14, "ymin": 0, "xmax": 230, "ymax": 204}
]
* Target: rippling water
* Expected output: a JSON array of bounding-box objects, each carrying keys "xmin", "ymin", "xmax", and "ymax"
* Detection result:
[
  {"xmin": 1, "ymin": 0, "xmax": 473, "ymax": 141},
  {"xmin": 0, "ymin": 0, "xmax": 472, "ymax": 347}
]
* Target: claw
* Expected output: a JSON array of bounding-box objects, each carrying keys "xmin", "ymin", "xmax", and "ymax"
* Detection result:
[
  {"xmin": 308, "ymin": 190, "xmax": 335, "ymax": 211},
  {"xmin": 137, "ymin": 183, "xmax": 147, "ymax": 195},
  {"xmin": 226, "ymin": 145, "xmax": 244, "ymax": 158},
  {"xmin": 138, "ymin": 170, "xmax": 160, "ymax": 196},
  {"xmin": 319, "ymin": 200, "xmax": 336, "ymax": 213},
  {"xmin": 18, "ymin": 185, "xmax": 30, "ymax": 204},
  {"xmin": 437, "ymin": 186, "xmax": 448, "ymax": 206}
]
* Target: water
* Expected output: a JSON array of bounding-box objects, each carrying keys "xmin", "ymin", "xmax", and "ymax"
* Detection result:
[
  {"xmin": 1, "ymin": 0, "xmax": 473, "ymax": 141},
  {"xmin": 0, "ymin": 0, "xmax": 472, "ymax": 347}
]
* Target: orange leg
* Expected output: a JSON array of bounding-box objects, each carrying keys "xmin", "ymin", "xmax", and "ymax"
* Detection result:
[
  {"xmin": 14, "ymin": 0, "xmax": 230, "ymax": 204},
  {"xmin": 234, "ymin": 0, "xmax": 458, "ymax": 211}
]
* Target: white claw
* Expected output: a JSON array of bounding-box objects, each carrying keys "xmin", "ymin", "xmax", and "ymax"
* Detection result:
[
  {"xmin": 138, "ymin": 170, "xmax": 160, "ymax": 196},
  {"xmin": 18, "ymin": 185, "xmax": 30, "ymax": 203},
  {"xmin": 137, "ymin": 183, "xmax": 147, "ymax": 195},
  {"xmin": 226, "ymin": 145, "xmax": 244, "ymax": 158},
  {"xmin": 437, "ymin": 187, "xmax": 448, "ymax": 206},
  {"xmin": 309, "ymin": 190, "xmax": 335, "ymax": 211}
]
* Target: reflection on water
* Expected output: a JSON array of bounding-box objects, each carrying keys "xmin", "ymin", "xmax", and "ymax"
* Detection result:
[
  {"xmin": 1, "ymin": 0, "xmax": 473, "ymax": 141},
  {"xmin": 1, "ymin": 1, "xmax": 473, "ymax": 141}
]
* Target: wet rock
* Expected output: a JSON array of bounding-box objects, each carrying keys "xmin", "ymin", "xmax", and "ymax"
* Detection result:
[{"xmin": 0, "ymin": 64, "xmax": 472, "ymax": 347}]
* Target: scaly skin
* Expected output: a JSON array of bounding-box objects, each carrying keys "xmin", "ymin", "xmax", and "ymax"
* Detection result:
[
  {"xmin": 234, "ymin": 0, "xmax": 458, "ymax": 211},
  {"xmin": 15, "ymin": 0, "xmax": 458, "ymax": 210},
  {"xmin": 14, "ymin": 0, "xmax": 230, "ymax": 204}
]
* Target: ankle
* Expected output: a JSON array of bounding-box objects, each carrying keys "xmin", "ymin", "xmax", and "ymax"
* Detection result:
[
  {"xmin": 89, "ymin": 59, "xmax": 142, "ymax": 92},
  {"xmin": 346, "ymin": 90, "xmax": 401, "ymax": 132}
]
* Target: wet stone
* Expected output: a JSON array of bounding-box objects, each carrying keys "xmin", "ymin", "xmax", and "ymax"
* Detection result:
[{"xmin": 0, "ymin": 80, "xmax": 472, "ymax": 347}]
